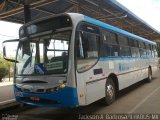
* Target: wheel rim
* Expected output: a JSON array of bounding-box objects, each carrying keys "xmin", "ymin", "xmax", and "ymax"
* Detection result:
[{"xmin": 106, "ymin": 84, "xmax": 114, "ymax": 100}]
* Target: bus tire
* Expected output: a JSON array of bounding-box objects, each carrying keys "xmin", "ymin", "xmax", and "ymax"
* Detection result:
[
  {"xmin": 104, "ymin": 77, "xmax": 116, "ymax": 105},
  {"xmin": 146, "ymin": 68, "xmax": 152, "ymax": 82}
]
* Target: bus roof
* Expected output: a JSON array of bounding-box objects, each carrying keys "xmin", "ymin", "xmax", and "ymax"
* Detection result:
[{"xmin": 84, "ymin": 16, "xmax": 156, "ymax": 45}]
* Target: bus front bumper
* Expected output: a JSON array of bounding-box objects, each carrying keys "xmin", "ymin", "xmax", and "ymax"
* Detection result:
[{"xmin": 14, "ymin": 86, "xmax": 79, "ymax": 108}]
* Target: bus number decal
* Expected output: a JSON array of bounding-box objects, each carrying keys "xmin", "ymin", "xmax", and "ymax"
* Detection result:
[{"xmin": 109, "ymin": 61, "xmax": 114, "ymax": 69}]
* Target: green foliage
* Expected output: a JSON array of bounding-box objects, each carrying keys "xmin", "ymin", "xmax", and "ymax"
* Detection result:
[
  {"xmin": 0, "ymin": 53, "xmax": 14, "ymax": 81},
  {"xmin": 155, "ymin": 40, "xmax": 160, "ymax": 57},
  {"xmin": 155, "ymin": 39, "xmax": 160, "ymax": 43},
  {"xmin": 157, "ymin": 45, "xmax": 160, "ymax": 57},
  {"xmin": 0, "ymin": 52, "xmax": 3, "ymax": 58}
]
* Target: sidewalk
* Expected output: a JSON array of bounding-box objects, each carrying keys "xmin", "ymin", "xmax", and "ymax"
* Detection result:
[
  {"xmin": 0, "ymin": 77, "xmax": 13, "ymax": 87},
  {"xmin": 0, "ymin": 77, "xmax": 18, "ymax": 110}
]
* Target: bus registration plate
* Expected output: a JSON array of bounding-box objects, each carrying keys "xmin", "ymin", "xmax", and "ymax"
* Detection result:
[{"xmin": 30, "ymin": 96, "xmax": 40, "ymax": 101}]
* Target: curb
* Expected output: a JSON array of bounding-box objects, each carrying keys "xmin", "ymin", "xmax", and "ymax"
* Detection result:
[
  {"xmin": 0, "ymin": 99, "xmax": 19, "ymax": 110},
  {"xmin": 0, "ymin": 82, "xmax": 13, "ymax": 87}
]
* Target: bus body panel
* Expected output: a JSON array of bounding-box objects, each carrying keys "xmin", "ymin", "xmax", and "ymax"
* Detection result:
[
  {"xmin": 67, "ymin": 13, "xmax": 87, "ymax": 105},
  {"xmin": 77, "ymin": 57, "xmax": 158, "ymax": 106},
  {"xmin": 76, "ymin": 60, "xmax": 106, "ymax": 105},
  {"xmin": 66, "ymin": 13, "xmax": 84, "ymax": 89},
  {"xmin": 75, "ymin": 14, "xmax": 158, "ymax": 106}
]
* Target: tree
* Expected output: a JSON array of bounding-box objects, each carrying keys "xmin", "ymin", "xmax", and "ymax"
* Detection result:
[
  {"xmin": 155, "ymin": 40, "xmax": 160, "ymax": 57},
  {"xmin": 0, "ymin": 52, "xmax": 14, "ymax": 82},
  {"xmin": 0, "ymin": 59, "xmax": 8, "ymax": 82},
  {"xmin": 0, "ymin": 52, "xmax": 3, "ymax": 58},
  {"xmin": 157, "ymin": 45, "xmax": 160, "ymax": 57}
]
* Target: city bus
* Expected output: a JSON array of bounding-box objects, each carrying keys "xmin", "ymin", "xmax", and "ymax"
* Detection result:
[{"xmin": 3, "ymin": 13, "xmax": 159, "ymax": 108}]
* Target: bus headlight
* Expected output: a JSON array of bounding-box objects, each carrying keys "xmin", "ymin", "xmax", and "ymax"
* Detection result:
[
  {"xmin": 15, "ymin": 91, "xmax": 23, "ymax": 97},
  {"xmin": 46, "ymin": 84, "xmax": 65, "ymax": 93},
  {"xmin": 59, "ymin": 83, "xmax": 65, "ymax": 89},
  {"xmin": 46, "ymin": 87, "xmax": 59, "ymax": 93}
]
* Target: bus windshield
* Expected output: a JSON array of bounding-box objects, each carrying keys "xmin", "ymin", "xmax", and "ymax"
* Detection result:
[{"xmin": 15, "ymin": 31, "xmax": 71, "ymax": 75}]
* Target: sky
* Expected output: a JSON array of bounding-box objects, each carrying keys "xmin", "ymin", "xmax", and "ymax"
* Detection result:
[
  {"xmin": 117, "ymin": 0, "xmax": 160, "ymax": 32},
  {"xmin": 0, "ymin": 21, "xmax": 21, "ymax": 54},
  {"xmin": 0, "ymin": 0, "xmax": 160, "ymax": 54}
]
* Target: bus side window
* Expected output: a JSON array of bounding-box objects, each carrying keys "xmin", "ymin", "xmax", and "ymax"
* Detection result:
[
  {"xmin": 148, "ymin": 44, "xmax": 152, "ymax": 57},
  {"xmin": 129, "ymin": 38, "xmax": 140, "ymax": 58},
  {"xmin": 76, "ymin": 23, "xmax": 100, "ymax": 72},
  {"xmin": 120, "ymin": 46, "xmax": 131, "ymax": 57},
  {"xmin": 76, "ymin": 32, "xmax": 84, "ymax": 58},
  {"xmin": 139, "ymin": 41, "xmax": 146, "ymax": 58},
  {"xmin": 153, "ymin": 45, "xmax": 158, "ymax": 57},
  {"xmin": 145, "ymin": 43, "xmax": 151, "ymax": 57},
  {"xmin": 131, "ymin": 47, "xmax": 140, "ymax": 57},
  {"xmin": 77, "ymin": 31, "xmax": 99, "ymax": 59},
  {"xmin": 151, "ymin": 45, "xmax": 154, "ymax": 57},
  {"xmin": 118, "ymin": 35, "xmax": 131, "ymax": 57},
  {"xmin": 102, "ymin": 30, "xmax": 119, "ymax": 57},
  {"xmin": 129, "ymin": 38, "xmax": 139, "ymax": 47},
  {"xmin": 118, "ymin": 35, "xmax": 128, "ymax": 46}
]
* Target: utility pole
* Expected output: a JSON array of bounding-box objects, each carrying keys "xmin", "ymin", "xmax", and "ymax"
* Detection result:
[{"xmin": 23, "ymin": 0, "xmax": 31, "ymax": 23}]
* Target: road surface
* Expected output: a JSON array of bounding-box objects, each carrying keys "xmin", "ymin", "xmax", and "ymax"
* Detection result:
[{"xmin": 0, "ymin": 84, "xmax": 14, "ymax": 104}]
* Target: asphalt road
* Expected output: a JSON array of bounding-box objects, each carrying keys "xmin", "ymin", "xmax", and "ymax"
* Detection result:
[
  {"xmin": 1, "ymin": 70, "xmax": 160, "ymax": 120},
  {"xmin": 0, "ymin": 84, "xmax": 14, "ymax": 103}
]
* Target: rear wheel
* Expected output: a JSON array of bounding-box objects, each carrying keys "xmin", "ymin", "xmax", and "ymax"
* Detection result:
[
  {"xmin": 146, "ymin": 68, "xmax": 152, "ymax": 82},
  {"xmin": 104, "ymin": 78, "xmax": 116, "ymax": 105}
]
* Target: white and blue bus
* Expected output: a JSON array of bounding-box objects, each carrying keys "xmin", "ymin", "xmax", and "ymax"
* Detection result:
[{"xmin": 3, "ymin": 13, "xmax": 159, "ymax": 108}]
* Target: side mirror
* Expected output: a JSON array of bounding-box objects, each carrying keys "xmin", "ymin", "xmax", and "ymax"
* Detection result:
[{"xmin": 2, "ymin": 39, "xmax": 19, "ymax": 62}]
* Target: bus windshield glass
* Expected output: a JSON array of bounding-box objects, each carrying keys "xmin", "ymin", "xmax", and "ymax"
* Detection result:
[{"xmin": 15, "ymin": 31, "xmax": 71, "ymax": 75}]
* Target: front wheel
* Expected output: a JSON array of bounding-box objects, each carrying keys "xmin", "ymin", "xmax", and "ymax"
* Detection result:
[{"xmin": 104, "ymin": 78, "xmax": 116, "ymax": 105}]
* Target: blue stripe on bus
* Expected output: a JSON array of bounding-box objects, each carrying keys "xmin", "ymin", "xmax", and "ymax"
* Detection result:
[
  {"xmin": 99, "ymin": 57, "xmax": 151, "ymax": 61},
  {"xmin": 15, "ymin": 86, "xmax": 79, "ymax": 108},
  {"xmin": 84, "ymin": 16, "xmax": 156, "ymax": 45}
]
